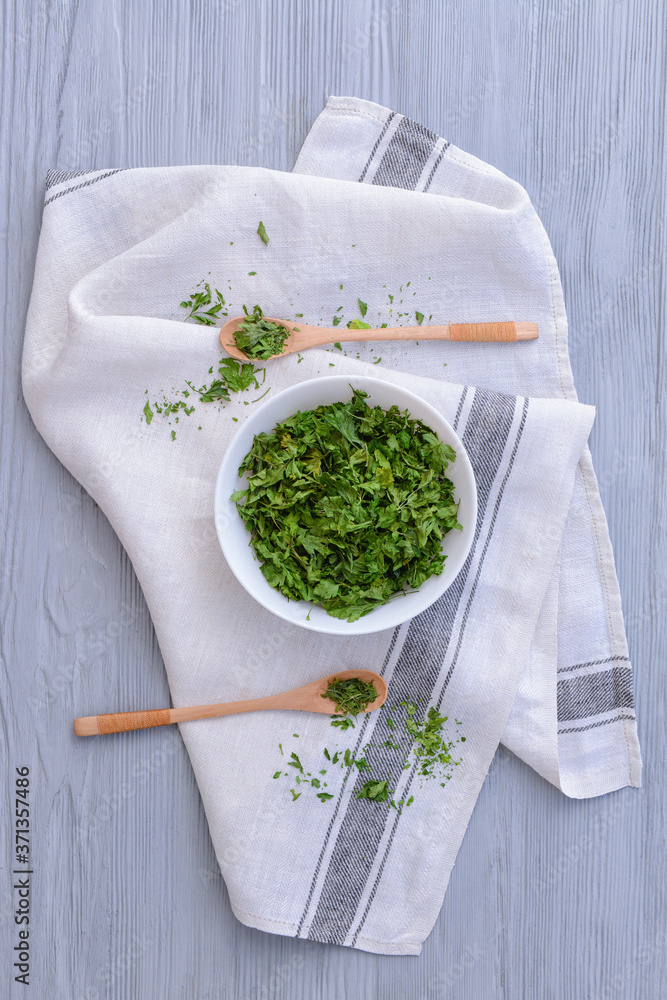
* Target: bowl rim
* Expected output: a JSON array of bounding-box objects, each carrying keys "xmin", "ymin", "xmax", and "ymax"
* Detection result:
[{"xmin": 214, "ymin": 375, "xmax": 478, "ymax": 635}]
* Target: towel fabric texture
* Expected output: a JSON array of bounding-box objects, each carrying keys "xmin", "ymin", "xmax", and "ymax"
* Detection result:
[{"xmin": 22, "ymin": 96, "xmax": 641, "ymax": 955}]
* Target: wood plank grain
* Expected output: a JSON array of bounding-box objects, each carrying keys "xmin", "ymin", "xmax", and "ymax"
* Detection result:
[{"xmin": 0, "ymin": 0, "xmax": 664, "ymax": 997}]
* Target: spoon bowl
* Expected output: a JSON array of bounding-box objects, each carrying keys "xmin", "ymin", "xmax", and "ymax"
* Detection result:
[
  {"xmin": 219, "ymin": 314, "xmax": 539, "ymax": 361},
  {"xmin": 73, "ymin": 669, "xmax": 388, "ymax": 737}
]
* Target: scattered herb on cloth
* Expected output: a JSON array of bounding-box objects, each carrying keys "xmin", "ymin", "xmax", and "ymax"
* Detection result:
[
  {"xmin": 187, "ymin": 358, "xmax": 262, "ymax": 401},
  {"xmin": 231, "ymin": 388, "xmax": 462, "ymax": 621},
  {"xmin": 330, "ymin": 716, "xmax": 356, "ymax": 731},
  {"xmin": 380, "ymin": 702, "xmax": 466, "ymax": 786},
  {"xmin": 187, "ymin": 377, "xmax": 230, "ymax": 404},
  {"xmin": 219, "ymin": 357, "xmax": 262, "ymax": 393},
  {"xmin": 275, "ymin": 700, "xmax": 465, "ymax": 808},
  {"xmin": 142, "ymin": 357, "xmax": 266, "ymax": 428},
  {"xmin": 234, "ymin": 305, "xmax": 290, "ymax": 360},
  {"xmin": 143, "ymin": 281, "xmax": 269, "ymax": 429},
  {"xmin": 356, "ymin": 779, "xmax": 390, "ymax": 802},
  {"xmin": 180, "ymin": 281, "xmax": 227, "ymax": 326},
  {"xmin": 257, "ymin": 221, "xmax": 269, "ymax": 245}
]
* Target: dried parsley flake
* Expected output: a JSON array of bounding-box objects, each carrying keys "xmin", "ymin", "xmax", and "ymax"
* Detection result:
[
  {"xmin": 180, "ymin": 281, "xmax": 226, "ymax": 326},
  {"xmin": 234, "ymin": 305, "xmax": 290, "ymax": 360},
  {"xmin": 323, "ymin": 677, "xmax": 378, "ymax": 717}
]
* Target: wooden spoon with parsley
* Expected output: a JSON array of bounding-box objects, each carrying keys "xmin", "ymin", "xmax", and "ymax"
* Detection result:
[
  {"xmin": 73, "ymin": 669, "xmax": 387, "ymax": 736},
  {"xmin": 219, "ymin": 307, "xmax": 539, "ymax": 361}
]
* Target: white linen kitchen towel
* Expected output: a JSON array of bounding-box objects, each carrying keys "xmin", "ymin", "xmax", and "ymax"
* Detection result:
[
  {"xmin": 295, "ymin": 98, "xmax": 642, "ymax": 797},
  {"xmin": 22, "ymin": 105, "xmax": 640, "ymax": 955}
]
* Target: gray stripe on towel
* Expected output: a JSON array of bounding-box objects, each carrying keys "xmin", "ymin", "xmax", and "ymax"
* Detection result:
[
  {"xmin": 306, "ymin": 389, "xmax": 519, "ymax": 946},
  {"xmin": 45, "ymin": 169, "xmax": 93, "ymax": 190},
  {"xmin": 44, "ymin": 169, "xmax": 125, "ymax": 207},
  {"xmin": 372, "ymin": 116, "xmax": 438, "ymax": 190},
  {"xmin": 351, "ymin": 397, "xmax": 529, "ymax": 947},
  {"xmin": 556, "ymin": 654, "xmax": 630, "ymax": 675},
  {"xmin": 557, "ymin": 666, "xmax": 634, "ymax": 722},
  {"xmin": 558, "ymin": 712, "xmax": 636, "ymax": 735}
]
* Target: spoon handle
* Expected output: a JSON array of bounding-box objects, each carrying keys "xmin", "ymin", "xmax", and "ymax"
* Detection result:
[
  {"xmin": 73, "ymin": 693, "xmax": 298, "ymax": 736},
  {"xmin": 322, "ymin": 321, "xmax": 537, "ymax": 344},
  {"xmin": 73, "ymin": 682, "xmax": 345, "ymax": 736}
]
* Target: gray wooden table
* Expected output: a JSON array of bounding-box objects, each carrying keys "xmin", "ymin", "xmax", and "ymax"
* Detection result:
[{"xmin": 1, "ymin": 1, "xmax": 664, "ymax": 997}]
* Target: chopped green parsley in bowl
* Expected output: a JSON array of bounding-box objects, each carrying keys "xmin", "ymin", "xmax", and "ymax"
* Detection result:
[{"xmin": 215, "ymin": 376, "xmax": 477, "ymax": 635}]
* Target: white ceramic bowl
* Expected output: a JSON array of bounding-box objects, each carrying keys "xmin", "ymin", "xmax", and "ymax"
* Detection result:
[{"xmin": 214, "ymin": 376, "xmax": 477, "ymax": 635}]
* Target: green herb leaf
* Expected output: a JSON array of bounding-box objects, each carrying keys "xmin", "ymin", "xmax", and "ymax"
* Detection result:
[
  {"xmin": 347, "ymin": 319, "xmax": 371, "ymax": 330},
  {"xmin": 179, "ymin": 281, "xmax": 226, "ymax": 326},
  {"xmin": 358, "ymin": 299, "xmax": 368, "ymax": 317},
  {"xmin": 331, "ymin": 717, "xmax": 355, "ymax": 730},
  {"xmin": 234, "ymin": 305, "xmax": 290, "ymax": 360},
  {"xmin": 143, "ymin": 401, "xmax": 154, "ymax": 425},
  {"xmin": 217, "ymin": 357, "xmax": 261, "ymax": 393},
  {"xmin": 257, "ymin": 221, "xmax": 269, "ymax": 245},
  {"xmin": 317, "ymin": 792, "xmax": 334, "ymax": 802},
  {"xmin": 190, "ymin": 379, "xmax": 231, "ymax": 404},
  {"xmin": 415, "ymin": 311, "xmax": 424, "ymax": 325},
  {"xmin": 356, "ymin": 779, "xmax": 390, "ymax": 802}
]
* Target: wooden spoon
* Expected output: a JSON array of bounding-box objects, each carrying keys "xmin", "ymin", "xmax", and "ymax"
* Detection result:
[
  {"xmin": 219, "ymin": 315, "xmax": 538, "ymax": 361},
  {"xmin": 73, "ymin": 669, "xmax": 387, "ymax": 737}
]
